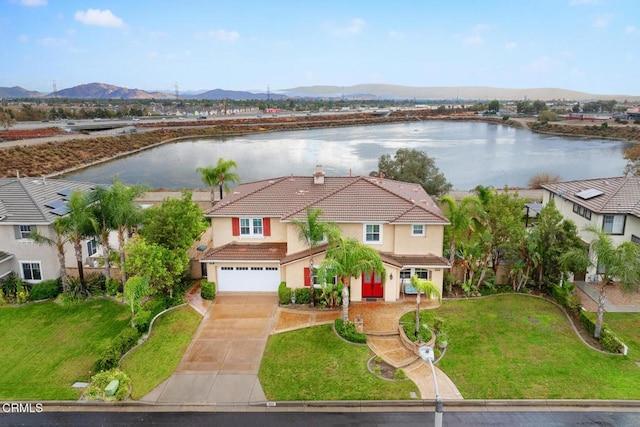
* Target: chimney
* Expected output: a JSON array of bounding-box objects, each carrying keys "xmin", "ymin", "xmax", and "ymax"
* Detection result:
[{"xmin": 313, "ymin": 165, "xmax": 325, "ymax": 184}]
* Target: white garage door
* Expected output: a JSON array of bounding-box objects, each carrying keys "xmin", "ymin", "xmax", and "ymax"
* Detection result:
[{"xmin": 217, "ymin": 266, "xmax": 281, "ymax": 292}]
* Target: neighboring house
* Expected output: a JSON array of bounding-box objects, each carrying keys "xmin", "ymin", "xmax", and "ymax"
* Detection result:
[
  {"xmin": 201, "ymin": 166, "xmax": 450, "ymax": 301},
  {"xmin": 0, "ymin": 178, "xmax": 102, "ymax": 283},
  {"xmin": 541, "ymin": 176, "xmax": 640, "ymax": 279}
]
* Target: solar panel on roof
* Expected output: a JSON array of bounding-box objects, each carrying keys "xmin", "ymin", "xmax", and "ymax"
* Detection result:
[
  {"xmin": 57, "ymin": 188, "xmax": 72, "ymax": 197},
  {"xmin": 51, "ymin": 206, "xmax": 70, "ymax": 216},
  {"xmin": 45, "ymin": 199, "xmax": 66, "ymax": 209},
  {"xmin": 575, "ymin": 188, "xmax": 604, "ymax": 200}
]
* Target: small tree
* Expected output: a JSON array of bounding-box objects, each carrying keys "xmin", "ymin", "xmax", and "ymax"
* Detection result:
[
  {"xmin": 561, "ymin": 225, "xmax": 640, "ymax": 338},
  {"xmin": 0, "ymin": 111, "xmax": 15, "ymax": 130},
  {"xmin": 29, "ymin": 221, "xmax": 71, "ymax": 292},
  {"xmin": 125, "ymin": 276, "xmax": 150, "ymax": 327},
  {"xmin": 410, "ymin": 275, "xmax": 441, "ymax": 341}
]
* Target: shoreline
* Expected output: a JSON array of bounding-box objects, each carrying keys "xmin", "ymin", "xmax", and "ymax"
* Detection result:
[{"xmin": 1, "ymin": 112, "xmax": 636, "ymax": 181}]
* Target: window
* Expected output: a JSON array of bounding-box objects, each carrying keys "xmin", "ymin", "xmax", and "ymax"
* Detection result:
[
  {"xmin": 572, "ymin": 203, "xmax": 592, "ymax": 220},
  {"xmin": 400, "ymin": 268, "xmax": 430, "ymax": 283},
  {"xmin": 364, "ymin": 224, "xmax": 382, "ymax": 243},
  {"xmin": 15, "ymin": 225, "xmax": 33, "ymax": 240},
  {"xmin": 240, "ymin": 218, "xmax": 263, "ymax": 237},
  {"xmin": 632, "ymin": 235, "xmax": 640, "ymax": 245},
  {"xmin": 602, "ymin": 214, "xmax": 625, "ymax": 235},
  {"xmin": 412, "ymin": 224, "xmax": 425, "ymax": 236},
  {"xmin": 20, "ymin": 262, "xmax": 42, "ymax": 281},
  {"xmin": 87, "ymin": 239, "xmax": 98, "ymax": 256},
  {"xmin": 304, "ymin": 267, "xmax": 337, "ymax": 287}
]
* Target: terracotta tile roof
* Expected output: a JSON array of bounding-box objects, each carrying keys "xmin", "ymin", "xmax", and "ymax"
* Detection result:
[
  {"xmin": 201, "ymin": 242, "xmax": 287, "ymax": 262},
  {"xmin": 379, "ymin": 252, "xmax": 451, "ymax": 269},
  {"xmin": 206, "ymin": 175, "xmax": 448, "ymax": 224},
  {"xmin": 280, "ymin": 243, "xmax": 330, "ymax": 266},
  {"xmin": 541, "ymin": 176, "xmax": 640, "ymax": 219}
]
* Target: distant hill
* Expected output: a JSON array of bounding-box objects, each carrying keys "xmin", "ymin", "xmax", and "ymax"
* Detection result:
[
  {"xmin": 0, "ymin": 86, "xmax": 44, "ymax": 98},
  {"xmin": 190, "ymin": 88, "xmax": 287, "ymax": 100},
  {"xmin": 281, "ymin": 84, "xmax": 640, "ymax": 102},
  {"xmin": 51, "ymin": 83, "xmax": 174, "ymax": 99}
]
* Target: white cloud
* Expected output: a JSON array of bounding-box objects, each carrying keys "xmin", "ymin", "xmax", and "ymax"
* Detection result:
[
  {"xmin": 14, "ymin": 0, "xmax": 47, "ymax": 7},
  {"xmin": 504, "ymin": 42, "xmax": 517, "ymax": 50},
  {"xmin": 625, "ymin": 25, "xmax": 637, "ymax": 34},
  {"xmin": 74, "ymin": 9, "xmax": 124, "ymax": 28},
  {"xmin": 328, "ymin": 18, "xmax": 365, "ymax": 36},
  {"xmin": 147, "ymin": 51, "xmax": 159, "ymax": 60},
  {"xmin": 66, "ymin": 28, "xmax": 76, "ymax": 37},
  {"xmin": 17, "ymin": 34, "xmax": 29, "ymax": 43},
  {"xmin": 388, "ymin": 30, "xmax": 405, "ymax": 40},
  {"xmin": 592, "ymin": 14, "xmax": 613, "ymax": 28},
  {"xmin": 464, "ymin": 35, "xmax": 484, "ymax": 45},
  {"xmin": 196, "ymin": 29, "xmax": 240, "ymax": 41}
]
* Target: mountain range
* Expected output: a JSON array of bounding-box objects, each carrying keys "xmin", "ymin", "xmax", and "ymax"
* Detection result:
[{"xmin": 0, "ymin": 82, "xmax": 638, "ymax": 101}]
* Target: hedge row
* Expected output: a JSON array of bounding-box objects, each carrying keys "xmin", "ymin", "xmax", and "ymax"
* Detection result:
[
  {"xmin": 334, "ymin": 319, "xmax": 367, "ymax": 344},
  {"xmin": 579, "ymin": 310, "xmax": 624, "ymax": 353},
  {"xmin": 93, "ymin": 327, "xmax": 141, "ymax": 372}
]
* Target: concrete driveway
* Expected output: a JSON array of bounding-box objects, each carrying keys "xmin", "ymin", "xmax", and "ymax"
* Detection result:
[{"xmin": 142, "ymin": 293, "xmax": 278, "ymax": 404}]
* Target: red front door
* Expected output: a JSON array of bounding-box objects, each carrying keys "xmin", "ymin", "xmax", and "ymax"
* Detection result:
[{"xmin": 362, "ymin": 271, "xmax": 383, "ymax": 298}]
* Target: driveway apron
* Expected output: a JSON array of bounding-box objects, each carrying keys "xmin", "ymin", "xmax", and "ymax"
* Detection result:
[{"xmin": 144, "ymin": 293, "xmax": 278, "ymax": 404}]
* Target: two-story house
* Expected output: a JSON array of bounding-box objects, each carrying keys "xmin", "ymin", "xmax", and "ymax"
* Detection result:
[
  {"xmin": 201, "ymin": 166, "xmax": 450, "ymax": 301},
  {"xmin": 541, "ymin": 176, "xmax": 640, "ymax": 280},
  {"xmin": 0, "ymin": 177, "xmax": 100, "ymax": 283}
]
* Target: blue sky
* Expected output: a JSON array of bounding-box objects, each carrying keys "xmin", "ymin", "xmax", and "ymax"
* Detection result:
[{"xmin": 1, "ymin": 0, "xmax": 638, "ymax": 95}]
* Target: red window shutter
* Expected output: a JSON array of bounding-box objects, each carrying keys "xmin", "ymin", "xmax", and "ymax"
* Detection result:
[
  {"xmin": 232, "ymin": 217, "xmax": 240, "ymax": 236},
  {"xmin": 263, "ymin": 218, "xmax": 271, "ymax": 236},
  {"xmin": 304, "ymin": 267, "xmax": 310, "ymax": 286}
]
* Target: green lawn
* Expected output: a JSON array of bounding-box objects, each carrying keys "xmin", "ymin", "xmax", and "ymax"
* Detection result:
[
  {"xmin": 121, "ymin": 305, "xmax": 202, "ymax": 399},
  {"xmin": 258, "ymin": 324, "xmax": 419, "ymax": 401},
  {"xmin": 403, "ymin": 295, "xmax": 640, "ymax": 399},
  {"xmin": 0, "ymin": 299, "xmax": 130, "ymax": 400},
  {"xmin": 603, "ymin": 313, "xmax": 640, "ymax": 358}
]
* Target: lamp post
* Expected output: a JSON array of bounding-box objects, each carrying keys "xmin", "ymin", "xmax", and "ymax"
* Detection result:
[{"xmin": 419, "ymin": 345, "xmax": 443, "ymax": 427}]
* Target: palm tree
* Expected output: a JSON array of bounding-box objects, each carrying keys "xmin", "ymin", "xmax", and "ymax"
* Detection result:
[
  {"xmin": 561, "ymin": 225, "xmax": 640, "ymax": 338},
  {"xmin": 410, "ymin": 275, "xmax": 441, "ymax": 341},
  {"xmin": 90, "ymin": 178, "xmax": 147, "ymax": 284},
  {"xmin": 439, "ymin": 195, "xmax": 481, "ymax": 267},
  {"xmin": 320, "ymin": 237, "xmax": 385, "ymax": 322},
  {"xmin": 196, "ymin": 158, "xmax": 241, "ymax": 203},
  {"xmin": 57, "ymin": 190, "xmax": 97, "ymax": 285},
  {"xmin": 291, "ymin": 207, "xmax": 340, "ymax": 307},
  {"xmin": 29, "ymin": 220, "xmax": 72, "ymax": 292},
  {"xmin": 106, "ymin": 178, "xmax": 147, "ymax": 287}
]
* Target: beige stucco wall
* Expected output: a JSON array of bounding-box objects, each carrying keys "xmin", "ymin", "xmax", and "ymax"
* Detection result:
[
  {"xmin": 0, "ymin": 224, "xmax": 64, "ymax": 282},
  {"xmin": 211, "ymin": 216, "xmax": 287, "ymax": 247},
  {"xmin": 392, "ymin": 224, "xmax": 445, "ymax": 256}
]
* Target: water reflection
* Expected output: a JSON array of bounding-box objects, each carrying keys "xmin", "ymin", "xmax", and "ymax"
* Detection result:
[{"xmin": 64, "ymin": 121, "xmax": 632, "ymax": 190}]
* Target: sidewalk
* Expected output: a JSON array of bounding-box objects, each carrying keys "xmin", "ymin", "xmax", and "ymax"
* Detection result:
[{"xmin": 574, "ymin": 281, "xmax": 640, "ymax": 313}]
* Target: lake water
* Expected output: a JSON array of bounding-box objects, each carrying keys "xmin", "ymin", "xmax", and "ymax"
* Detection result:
[{"xmin": 64, "ymin": 121, "xmax": 632, "ymax": 190}]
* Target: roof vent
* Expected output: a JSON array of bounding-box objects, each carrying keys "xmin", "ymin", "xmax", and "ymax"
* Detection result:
[{"xmin": 313, "ymin": 165, "xmax": 325, "ymax": 184}]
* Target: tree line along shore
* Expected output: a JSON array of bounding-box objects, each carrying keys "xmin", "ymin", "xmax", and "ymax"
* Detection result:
[{"xmin": 1, "ymin": 109, "xmax": 638, "ymax": 180}]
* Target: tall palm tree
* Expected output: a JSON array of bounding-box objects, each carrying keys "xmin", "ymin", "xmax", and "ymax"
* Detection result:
[
  {"xmin": 320, "ymin": 237, "xmax": 385, "ymax": 322},
  {"xmin": 106, "ymin": 178, "xmax": 147, "ymax": 287},
  {"xmin": 561, "ymin": 225, "xmax": 640, "ymax": 338},
  {"xmin": 291, "ymin": 207, "xmax": 340, "ymax": 307},
  {"xmin": 196, "ymin": 158, "xmax": 241, "ymax": 203},
  {"xmin": 90, "ymin": 178, "xmax": 147, "ymax": 284},
  {"xmin": 439, "ymin": 194, "xmax": 481, "ymax": 267},
  {"xmin": 410, "ymin": 275, "xmax": 441, "ymax": 341},
  {"xmin": 29, "ymin": 220, "xmax": 72, "ymax": 292},
  {"xmin": 57, "ymin": 190, "xmax": 97, "ymax": 285}
]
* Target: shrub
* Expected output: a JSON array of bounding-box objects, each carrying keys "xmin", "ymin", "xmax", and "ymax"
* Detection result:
[
  {"xmin": 278, "ymin": 282, "xmax": 292, "ymax": 305},
  {"xmin": 85, "ymin": 369, "xmax": 131, "ymax": 401},
  {"xmin": 551, "ymin": 284, "xmax": 581, "ymax": 312},
  {"xmin": 436, "ymin": 331, "xmax": 449, "ymax": 349},
  {"xmin": 65, "ymin": 276, "xmax": 92, "ymax": 300},
  {"xmin": 134, "ymin": 309, "xmax": 152, "ymax": 333},
  {"xmin": 634, "ymin": 118, "xmax": 640, "ymax": 125},
  {"xmin": 85, "ymin": 272, "xmax": 106, "ymax": 295},
  {"xmin": 394, "ymin": 369, "xmax": 407, "ymax": 380},
  {"xmin": 527, "ymin": 172, "xmax": 562, "ymax": 189},
  {"xmin": 579, "ymin": 310, "xmax": 623, "ymax": 353},
  {"xmin": 402, "ymin": 322, "xmax": 432, "ymax": 343},
  {"xmin": 334, "ymin": 319, "xmax": 367, "ymax": 344},
  {"xmin": 502, "ymin": 115, "xmax": 510, "ymax": 121},
  {"xmin": 600, "ymin": 122, "xmax": 608, "ymax": 131},
  {"xmin": 106, "ymin": 278, "xmax": 121, "ymax": 297},
  {"xmin": 294, "ymin": 287, "xmax": 310, "ymax": 305},
  {"xmin": 538, "ymin": 111, "xmax": 559, "ymax": 122},
  {"xmin": 93, "ymin": 327, "xmax": 141, "ymax": 372},
  {"xmin": 29, "ymin": 278, "xmax": 62, "ymax": 301},
  {"xmin": 200, "ymin": 281, "xmax": 216, "ymax": 300},
  {"xmin": 0, "ymin": 272, "xmax": 23, "ymax": 302}
]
